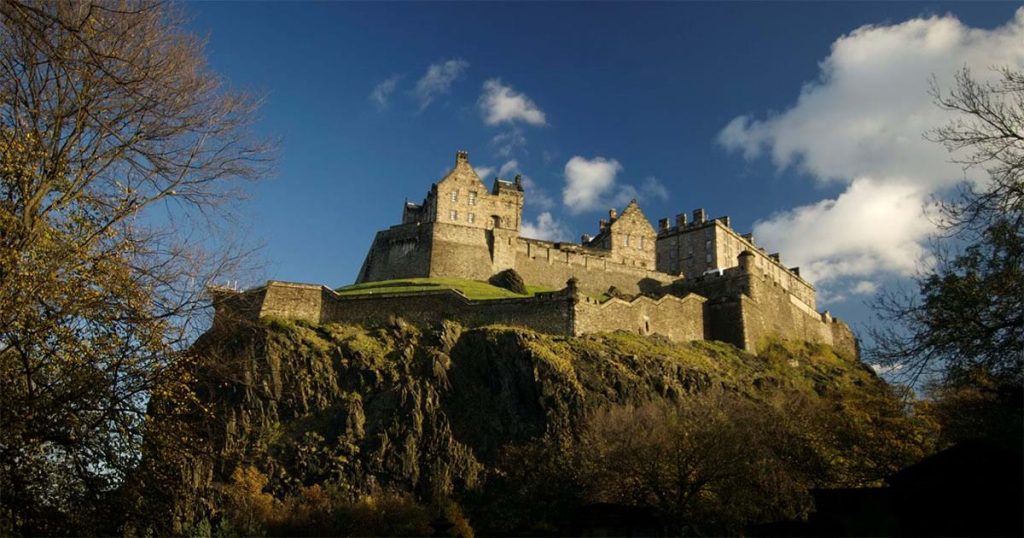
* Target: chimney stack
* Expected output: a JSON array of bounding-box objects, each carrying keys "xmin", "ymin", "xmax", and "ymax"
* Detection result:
[
  {"xmin": 658, "ymin": 218, "xmax": 670, "ymax": 232},
  {"xmin": 675, "ymin": 213, "xmax": 688, "ymax": 228},
  {"xmin": 693, "ymin": 208, "xmax": 706, "ymax": 224},
  {"xmin": 609, "ymin": 208, "xmax": 618, "ymax": 221}
]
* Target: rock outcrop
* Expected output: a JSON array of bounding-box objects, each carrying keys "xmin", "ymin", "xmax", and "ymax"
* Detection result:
[{"xmin": 141, "ymin": 317, "xmax": 910, "ymax": 534}]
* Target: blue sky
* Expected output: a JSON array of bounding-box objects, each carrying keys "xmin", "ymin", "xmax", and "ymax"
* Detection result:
[{"xmin": 189, "ymin": 2, "xmax": 1022, "ymax": 337}]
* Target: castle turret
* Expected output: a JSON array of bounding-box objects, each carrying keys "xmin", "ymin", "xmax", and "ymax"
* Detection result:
[{"xmin": 738, "ymin": 250, "xmax": 755, "ymax": 272}]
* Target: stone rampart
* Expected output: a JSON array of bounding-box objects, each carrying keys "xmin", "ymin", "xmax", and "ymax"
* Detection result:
[
  {"xmin": 321, "ymin": 288, "xmax": 576, "ymax": 336},
  {"xmin": 574, "ymin": 293, "xmax": 706, "ymax": 342},
  {"xmin": 357, "ymin": 223, "xmax": 434, "ymax": 283},
  {"xmin": 514, "ymin": 238, "xmax": 672, "ymax": 295},
  {"xmin": 216, "ymin": 280, "xmax": 722, "ymax": 344},
  {"xmin": 428, "ymin": 222, "xmax": 503, "ymax": 281}
]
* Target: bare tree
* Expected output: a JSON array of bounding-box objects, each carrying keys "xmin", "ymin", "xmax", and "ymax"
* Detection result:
[
  {"xmin": 868, "ymin": 67, "xmax": 1023, "ymax": 391},
  {"xmin": 0, "ymin": 1, "xmax": 272, "ymax": 534}
]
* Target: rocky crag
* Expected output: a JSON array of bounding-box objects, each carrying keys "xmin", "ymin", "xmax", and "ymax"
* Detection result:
[{"xmin": 138, "ymin": 318, "xmax": 927, "ymax": 535}]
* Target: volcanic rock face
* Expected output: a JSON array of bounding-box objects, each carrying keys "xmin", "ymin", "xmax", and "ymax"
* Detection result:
[{"xmin": 147, "ymin": 317, "xmax": 895, "ymax": 532}]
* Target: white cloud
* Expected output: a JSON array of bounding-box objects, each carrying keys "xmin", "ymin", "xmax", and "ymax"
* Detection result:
[
  {"xmin": 562, "ymin": 157, "xmax": 670, "ymax": 214},
  {"xmin": 480, "ymin": 79, "xmax": 547, "ymax": 126},
  {"xmin": 563, "ymin": 156, "xmax": 623, "ymax": 214},
  {"xmin": 719, "ymin": 9, "xmax": 1024, "ymax": 286},
  {"xmin": 640, "ymin": 176, "xmax": 670, "ymax": 201},
  {"xmin": 474, "ymin": 166, "xmax": 495, "ymax": 179},
  {"xmin": 369, "ymin": 75, "xmax": 400, "ymax": 109},
  {"xmin": 521, "ymin": 212, "xmax": 570, "ymax": 241},
  {"xmin": 753, "ymin": 178, "xmax": 935, "ymax": 283},
  {"xmin": 498, "ymin": 159, "xmax": 519, "ymax": 178},
  {"xmin": 491, "ymin": 128, "xmax": 527, "ymax": 157},
  {"xmin": 852, "ymin": 280, "xmax": 880, "ymax": 295},
  {"xmin": 414, "ymin": 59, "xmax": 469, "ymax": 111}
]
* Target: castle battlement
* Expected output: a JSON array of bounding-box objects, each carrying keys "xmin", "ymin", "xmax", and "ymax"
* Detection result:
[{"xmin": 217, "ymin": 150, "xmax": 857, "ymax": 358}]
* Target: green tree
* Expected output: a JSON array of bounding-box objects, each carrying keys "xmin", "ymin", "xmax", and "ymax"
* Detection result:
[
  {"xmin": 869, "ymin": 67, "xmax": 1022, "ymax": 445},
  {"xmin": 0, "ymin": 2, "xmax": 271, "ymax": 534}
]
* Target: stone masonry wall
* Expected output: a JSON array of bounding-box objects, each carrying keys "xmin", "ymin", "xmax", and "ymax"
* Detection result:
[
  {"xmin": 514, "ymin": 238, "xmax": 672, "ymax": 296},
  {"xmin": 221, "ymin": 281, "xmax": 721, "ymax": 344},
  {"xmin": 320, "ymin": 289, "xmax": 576, "ymax": 336},
  {"xmin": 734, "ymin": 267, "xmax": 857, "ymax": 357},
  {"xmin": 429, "ymin": 222, "xmax": 501, "ymax": 281},
  {"xmin": 574, "ymin": 293, "xmax": 706, "ymax": 342},
  {"xmin": 259, "ymin": 282, "xmax": 325, "ymax": 322},
  {"xmin": 357, "ymin": 223, "xmax": 434, "ymax": 283}
]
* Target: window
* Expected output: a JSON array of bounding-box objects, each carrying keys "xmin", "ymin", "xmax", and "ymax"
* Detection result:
[
  {"xmin": 467, "ymin": 213, "xmax": 475, "ymax": 224},
  {"xmin": 624, "ymin": 235, "xmax": 631, "ymax": 247},
  {"xmin": 706, "ymin": 253, "xmax": 713, "ymax": 263},
  {"xmin": 450, "ymin": 190, "xmax": 458, "ymax": 202},
  {"xmin": 468, "ymin": 192, "xmax": 477, "ymax": 205},
  {"xmin": 449, "ymin": 210, "xmax": 458, "ymax": 221},
  {"xmin": 639, "ymin": 236, "xmax": 645, "ymax": 249}
]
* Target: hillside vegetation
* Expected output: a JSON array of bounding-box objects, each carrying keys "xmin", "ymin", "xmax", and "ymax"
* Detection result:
[{"xmin": 132, "ymin": 319, "xmax": 934, "ymax": 536}]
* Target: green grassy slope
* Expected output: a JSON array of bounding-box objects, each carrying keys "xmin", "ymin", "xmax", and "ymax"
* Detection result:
[{"xmin": 334, "ymin": 277, "xmax": 553, "ymax": 300}]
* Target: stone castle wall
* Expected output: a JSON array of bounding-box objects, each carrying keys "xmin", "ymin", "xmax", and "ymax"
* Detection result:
[
  {"xmin": 514, "ymin": 238, "xmax": 671, "ymax": 295},
  {"xmin": 321, "ymin": 289, "xmax": 576, "ymax": 336},
  {"xmin": 574, "ymin": 293, "xmax": 706, "ymax": 342},
  {"xmin": 357, "ymin": 223, "xmax": 434, "ymax": 283},
  {"xmin": 682, "ymin": 261, "xmax": 857, "ymax": 358},
  {"xmin": 214, "ymin": 280, "xmax": 711, "ymax": 344},
  {"xmin": 358, "ymin": 222, "xmax": 675, "ymax": 296}
]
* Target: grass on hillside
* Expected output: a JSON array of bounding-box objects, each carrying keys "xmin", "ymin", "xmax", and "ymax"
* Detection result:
[{"xmin": 334, "ymin": 277, "xmax": 554, "ymax": 300}]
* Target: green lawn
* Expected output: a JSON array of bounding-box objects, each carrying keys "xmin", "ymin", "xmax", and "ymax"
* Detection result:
[{"xmin": 335, "ymin": 277, "xmax": 554, "ymax": 300}]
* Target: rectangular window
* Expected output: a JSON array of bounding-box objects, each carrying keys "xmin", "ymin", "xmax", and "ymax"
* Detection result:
[
  {"xmin": 639, "ymin": 237, "xmax": 645, "ymax": 249},
  {"xmin": 468, "ymin": 192, "xmax": 477, "ymax": 205},
  {"xmin": 624, "ymin": 235, "xmax": 630, "ymax": 247},
  {"xmin": 449, "ymin": 210, "xmax": 458, "ymax": 221},
  {"xmin": 706, "ymin": 253, "xmax": 713, "ymax": 263},
  {"xmin": 468, "ymin": 213, "xmax": 475, "ymax": 224},
  {"xmin": 450, "ymin": 190, "xmax": 458, "ymax": 202}
]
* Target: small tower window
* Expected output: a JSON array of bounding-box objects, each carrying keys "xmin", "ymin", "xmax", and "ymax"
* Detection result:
[
  {"xmin": 639, "ymin": 236, "xmax": 645, "ymax": 249},
  {"xmin": 468, "ymin": 192, "xmax": 477, "ymax": 205},
  {"xmin": 624, "ymin": 235, "xmax": 631, "ymax": 247},
  {"xmin": 450, "ymin": 210, "xmax": 458, "ymax": 221},
  {"xmin": 450, "ymin": 190, "xmax": 459, "ymax": 202},
  {"xmin": 468, "ymin": 213, "xmax": 475, "ymax": 224}
]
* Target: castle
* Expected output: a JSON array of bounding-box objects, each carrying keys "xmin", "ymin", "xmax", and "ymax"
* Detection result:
[{"xmin": 213, "ymin": 151, "xmax": 857, "ymax": 357}]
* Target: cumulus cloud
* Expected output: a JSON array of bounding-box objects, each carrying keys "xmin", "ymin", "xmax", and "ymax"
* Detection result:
[
  {"xmin": 480, "ymin": 79, "xmax": 547, "ymax": 126},
  {"xmin": 414, "ymin": 59, "xmax": 469, "ymax": 111},
  {"xmin": 753, "ymin": 178, "xmax": 935, "ymax": 283},
  {"xmin": 562, "ymin": 157, "xmax": 670, "ymax": 214},
  {"xmin": 563, "ymin": 156, "xmax": 623, "ymax": 214},
  {"xmin": 369, "ymin": 75, "xmax": 401, "ymax": 109},
  {"xmin": 521, "ymin": 211, "xmax": 570, "ymax": 242},
  {"xmin": 719, "ymin": 8, "xmax": 1024, "ymax": 292}
]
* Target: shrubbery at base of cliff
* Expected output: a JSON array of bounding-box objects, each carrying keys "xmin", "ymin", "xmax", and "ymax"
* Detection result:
[{"xmin": 131, "ymin": 319, "xmax": 934, "ymax": 536}]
